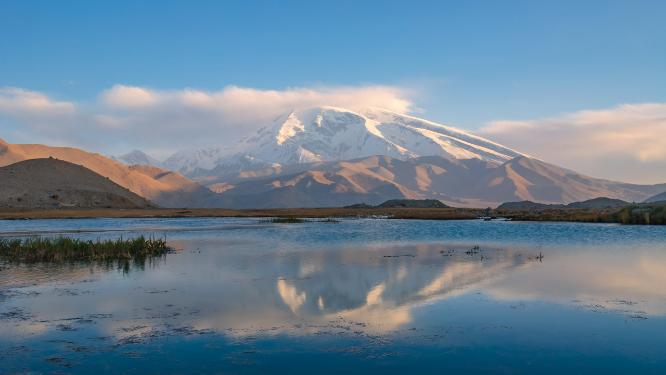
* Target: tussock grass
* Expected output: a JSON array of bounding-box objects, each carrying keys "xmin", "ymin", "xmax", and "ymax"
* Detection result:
[{"xmin": 0, "ymin": 235, "xmax": 170, "ymax": 263}]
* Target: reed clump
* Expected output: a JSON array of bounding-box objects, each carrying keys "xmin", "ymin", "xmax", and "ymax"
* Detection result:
[{"xmin": 0, "ymin": 235, "xmax": 170, "ymax": 263}]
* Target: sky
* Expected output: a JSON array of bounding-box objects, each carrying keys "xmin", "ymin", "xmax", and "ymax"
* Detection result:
[{"xmin": 0, "ymin": 0, "xmax": 665, "ymax": 183}]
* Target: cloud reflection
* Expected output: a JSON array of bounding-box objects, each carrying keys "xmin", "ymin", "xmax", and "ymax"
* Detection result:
[{"xmin": 1, "ymin": 240, "xmax": 665, "ymax": 342}]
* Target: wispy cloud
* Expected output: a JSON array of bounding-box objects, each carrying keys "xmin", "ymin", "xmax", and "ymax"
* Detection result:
[
  {"xmin": 0, "ymin": 84, "xmax": 414, "ymax": 158},
  {"xmin": 475, "ymin": 103, "xmax": 666, "ymax": 184}
]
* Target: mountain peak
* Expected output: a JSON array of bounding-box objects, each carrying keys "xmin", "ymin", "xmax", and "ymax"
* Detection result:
[
  {"xmin": 163, "ymin": 106, "xmax": 531, "ymax": 177},
  {"xmin": 108, "ymin": 149, "xmax": 163, "ymax": 168}
]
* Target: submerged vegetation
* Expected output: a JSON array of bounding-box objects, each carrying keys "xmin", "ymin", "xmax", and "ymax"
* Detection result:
[
  {"xmin": 0, "ymin": 235, "xmax": 171, "ymax": 263},
  {"xmin": 318, "ymin": 218, "xmax": 341, "ymax": 223},
  {"xmin": 262, "ymin": 217, "xmax": 340, "ymax": 223},
  {"xmin": 263, "ymin": 217, "xmax": 309, "ymax": 223}
]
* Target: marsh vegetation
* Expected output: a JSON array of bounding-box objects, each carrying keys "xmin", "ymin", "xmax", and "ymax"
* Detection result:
[{"xmin": 0, "ymin": 235, "xmax": 170, "ymax": 263}]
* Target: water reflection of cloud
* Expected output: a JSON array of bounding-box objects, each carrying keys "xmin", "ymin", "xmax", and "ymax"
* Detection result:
[
  {"xmin": 0, "ymin": 264, "xmax": 100, "ymax": 288},
  {"xmin": 1, "ymin": 244, "xmax": 537, "ymax": 340},
  {"xmin": 277, "ymin": 279, "xmax": 307, "ymax": 313},
  {"xmin": 3, "ymin": 240, "xmax": 665, "ymax": 343},
  {"xmin": 485, "ymin": 251, "xmax": 666, "ymax": 316},
  {"xmin": 365, "ymin": 283, "xmax": 385, "ymax": 306},
  {"xmin": 265, "ymin": 246, "xmax": 534, "ymax": 333}
]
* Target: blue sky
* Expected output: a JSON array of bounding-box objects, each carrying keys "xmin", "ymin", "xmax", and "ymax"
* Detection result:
[{"xmin": 1, "ymin": 0, "xmax": 665, "ymax": 182}]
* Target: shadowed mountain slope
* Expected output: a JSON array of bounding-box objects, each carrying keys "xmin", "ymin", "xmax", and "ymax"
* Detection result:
[
  {"xmin": 498, "ymin": 197, "xmax": 631, "ymax": 209},
  {"xmin": 207, "ymin": 155, "xmax": 663, "ymax": 207},
  {"xmin": 219, "ymin": 169, "xmax": 423, "ymax": 208},
  {"xmin": 643, "ymin": 191, "xmax": 666, "ymax": 203}
]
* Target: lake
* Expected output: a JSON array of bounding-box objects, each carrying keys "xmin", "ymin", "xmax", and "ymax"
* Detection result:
[{"xmin": 1, "ymin": 218, "xmax": 665, "ymax": 374}]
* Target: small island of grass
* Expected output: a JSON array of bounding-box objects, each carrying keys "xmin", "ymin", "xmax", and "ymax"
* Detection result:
[{"xmin": 0, "ymin": 235, "xmax": 171, "ymax": 263}]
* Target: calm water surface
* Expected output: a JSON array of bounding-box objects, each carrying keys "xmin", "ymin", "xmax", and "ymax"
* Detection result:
[{"xmin": 0, "ymin": 218, "xmax": 665, "ymax": 374}]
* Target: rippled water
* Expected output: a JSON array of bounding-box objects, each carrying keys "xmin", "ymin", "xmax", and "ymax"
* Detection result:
[{"xmin": 1, "ymin": 218, "xmax": 665, "ymax": 374}]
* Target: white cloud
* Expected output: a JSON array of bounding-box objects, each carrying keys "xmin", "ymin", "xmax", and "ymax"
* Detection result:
[
  {"xmin": 0, "ymin": 87, "xmax": 76, "ymax": 118},
  {"xmin": 0, "ymin": 84, "xmax": 414, "ymax": 158},
  {"xmin": 475, "ymin": 103, "xmax": 666, "ymax": 184},
  {"xmin": 99, "ymin": 85, "xmax": 157, "ymax": 108},
  {"xmin": 98, "ymin": 84, "xmax": 413, "ymax": 115}
]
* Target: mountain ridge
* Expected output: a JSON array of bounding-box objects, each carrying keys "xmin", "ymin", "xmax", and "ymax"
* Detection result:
[{"xmin": 203, "ymin": 154, "xmax": 664, "ymax": 208}]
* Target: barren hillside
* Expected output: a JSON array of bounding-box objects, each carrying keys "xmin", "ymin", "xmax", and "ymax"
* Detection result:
[
  {"xmin": 0, "ymin": 158, "xmax": 158, "ymax": 209},
  {"xmin": 0, "ymin": 138, "xmax": 221, "ymax": 208}
]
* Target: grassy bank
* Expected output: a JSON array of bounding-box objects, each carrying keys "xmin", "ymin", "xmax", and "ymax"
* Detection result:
[
  {"xmin": 0, "ymin": 207, "xmax": 470, "ymax": 220},
  {"xmin": 0, "ymin": 235, "xmax": 171, "ymax": 263},
  {"xmin": 1, "ymin": 205, "xmax": 663, "ymax": 225},
  {"xmin": 504, "ymin": 203, "xmax": 666, "ymax": 225},
  {"xmin": 570, "ymin": 204, "xmax": 666, "ymax": 225}
]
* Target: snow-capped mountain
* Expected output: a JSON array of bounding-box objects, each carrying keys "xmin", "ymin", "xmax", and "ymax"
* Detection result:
[
  {"xmin": 108, "ymin": 150, "xmax": 163, "ymax": 168},
  {"xmin": 163, "ymin": 107, "xmax": 528, "ymax": 177}
]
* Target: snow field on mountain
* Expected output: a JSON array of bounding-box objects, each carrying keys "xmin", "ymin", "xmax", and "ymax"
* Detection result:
[{"xmin": 158, "ymin": 107, "xmax": 528, "ymax": 177}]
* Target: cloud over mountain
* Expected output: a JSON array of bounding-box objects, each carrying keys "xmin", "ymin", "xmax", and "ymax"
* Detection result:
[
  {"xmin": 475, "ymin": 103, "xmax": 666, "ymax": 184},
  {"xmin": 1, "ymin": 84, "xmax": 665, "ymax": 183},
  {"xmin": 0, "ymin": 84, "xmax": 414, "ymax": 157}
]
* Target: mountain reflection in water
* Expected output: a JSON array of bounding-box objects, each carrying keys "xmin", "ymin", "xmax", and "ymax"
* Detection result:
[{"xmin": 1, "ymin": 218, "xmax": 665, "ymax": 373}]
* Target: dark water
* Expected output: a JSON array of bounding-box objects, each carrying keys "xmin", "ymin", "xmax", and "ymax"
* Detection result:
[{"xmin": 1, "ymin": 218, "xmax": 665, "ymax": 374}]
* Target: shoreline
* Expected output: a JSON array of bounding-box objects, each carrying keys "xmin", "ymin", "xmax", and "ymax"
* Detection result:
[{"xmin": 0, "ymin": 206, "xmax": 637, "ymax": 223}]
